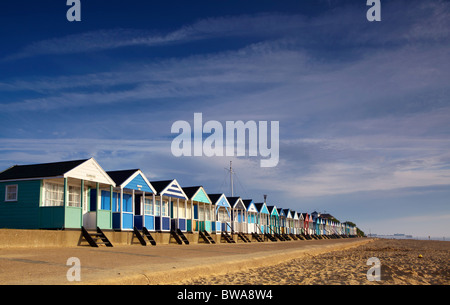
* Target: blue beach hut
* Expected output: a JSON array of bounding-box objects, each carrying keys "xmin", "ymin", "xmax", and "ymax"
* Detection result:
[
  {"xmin": 208, "ymin": 194, "xmax": 231, "ymax": 233},
  {"xmin": 150, "ymin": 179, "xmax": 188, "ymax": 232},
  {"xmin": 254, "ymin": 202, "xmax": 270, "ymax": 234},
  {"xmin": 101, "ymin": 169, "xmax": 156, "ymax": 231}
]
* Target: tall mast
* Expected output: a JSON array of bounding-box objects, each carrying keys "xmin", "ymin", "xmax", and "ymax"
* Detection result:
[{"xmin": 229, "ymin": 161, "xmax": 234, "ymax": 197}]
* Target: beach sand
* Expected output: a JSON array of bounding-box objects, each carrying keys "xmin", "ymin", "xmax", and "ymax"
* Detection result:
[{"xmin": 181, "ymin": 239, "xmax": 450, "ymax": 285}]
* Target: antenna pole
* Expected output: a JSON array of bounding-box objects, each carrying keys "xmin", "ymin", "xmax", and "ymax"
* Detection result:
[{"xmin": 230, "ymin": 161, "xmax": 234, "ymax": 197}]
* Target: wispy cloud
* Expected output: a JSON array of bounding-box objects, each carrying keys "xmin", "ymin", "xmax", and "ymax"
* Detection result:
[
  {"xmin": 4, "ymin": 1, "xmax": 449, "ymax": 61},
  {"xmin": 3, "ymin": 13, "xmax": 308, "ymax": 61}
]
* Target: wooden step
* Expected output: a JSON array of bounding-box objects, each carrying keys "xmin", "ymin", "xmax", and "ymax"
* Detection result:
[
  {"xmin": 203, "ymin": 230, "xmax": 216, "ymax": 244},
  {"xmin": 81, "ymin": 227, "xmax": 113, "ymax": 247},
  {"xmin": 199, "ymin": 230, "xmax": 211, "ymax": 244},
  {"xmin": 133, "ymin": 227, "xmax": 147, "ymax": 246},
  {"xmin": 170, "ymin": 230, "xmax": 183, "ymax": 245},
  {"xmin": 252, "ymin": 233, "xmax": 264, "ymax": 242},
  {"xmin": 142, "ymin": 227, "xmax": 157, "ymax": 245},
  {"xmin": 264, "ymin": 233, "xmax": 277, "ymax": 242},
  {"xmin": 221, "ymin": 232, "xmax": 235, "ymax": 243},
  {"xmin": 176, "ymin": 229, "xmax": 190, "ymax": 245},
  {"xmin": 237, "ymin": 232, "xmax": 250, "ymax": 243}
]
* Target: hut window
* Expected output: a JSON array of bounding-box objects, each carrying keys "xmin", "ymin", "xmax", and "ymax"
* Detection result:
[
  {"xmin": 144, "ymin": 198, "xmax": 153, "ymax": 215},
  {"xmin": 205, "ymin": 206, "xmax": 211, "ymax": 221},
  {"xmin": 162, "ymin": 200, "xmax": 169, "ymax": 217},
  {"xmin": 43, "ymin": 182, "xmax": 64, "ymax": 206},
  {"xmin": 42, "ymin": 182, "xmax": 83, "ymax": 207},
  {"xmin": 5, "ymin": 185, "xmax": 18, "ymax": 202},
  {"xmin": 186, "ymin": 204, "xmax": 192, "ymax": 218},
  {"xmin": 172, "ymin": 200, "xmax": 178, "ymax": 218},
  {"xmin": 199, "ymin": 205, "xmax": 204, "ymax": 220},
  {"xmin": 68, "ymin": 186, "xmax": 81, "ymax": 207},
  {"xmin": 218, "ymin": 208, "xmax": 229, "ymax": 222},
  {"xmin": 154, "ymin": 200, "xmax": 161, "ymax": 216}
]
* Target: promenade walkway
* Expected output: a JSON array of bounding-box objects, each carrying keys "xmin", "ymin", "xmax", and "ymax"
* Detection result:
[{"xmin": 0, "ymin": 238, "xmax": 371, "ymax": 285}]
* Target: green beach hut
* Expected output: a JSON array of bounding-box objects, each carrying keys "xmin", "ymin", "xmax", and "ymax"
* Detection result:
[{"xmin": 0, "ymin": 158, "xmax": 116, "ymax": 230}]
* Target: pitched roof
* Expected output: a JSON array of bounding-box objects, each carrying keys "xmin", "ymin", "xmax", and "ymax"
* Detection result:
[
  {"xmin": 267, "ymin": 205, "xmax": 277, "ymax": 213},
  {"xmin": 107, "ymin": 169, "xmax": 140, "ymax": 186},
  {"xmin": 149, "ymin": 180, "xmax": 173, "ymax": 193},
  {"xmin": 226, "ymin": 196, "xmax": 241, "ymax": 204},
  {"xmin": 207, "ymin": 193, "xmax": 224, "ymax": 203},
  {"xmin": 181, "ymin": 186, "xmax": 202, "ymax": 199},
  {"xmin": 242, "ymin": 199, "xmax": 253, "ymax": 208},
  {"xmin": 0, "ymin": 159, "xmax": 89, "ymax": 181}
]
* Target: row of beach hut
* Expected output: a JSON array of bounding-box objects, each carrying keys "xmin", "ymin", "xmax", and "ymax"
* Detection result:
[{"xmin": 0, "ymin": 158, "xmax": 357, "ymax": 244}]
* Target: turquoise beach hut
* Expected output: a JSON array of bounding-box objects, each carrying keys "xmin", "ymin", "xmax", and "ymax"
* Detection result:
[
  {"xmin": 182, "ymin": 186, "xmax": 212, "ymax": 233},
  {"xmin": 267, "ymin": 205, "xmax": 280, "ymax": 234}
]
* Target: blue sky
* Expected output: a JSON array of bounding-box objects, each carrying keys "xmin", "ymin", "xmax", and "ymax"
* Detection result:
[{"xmin": 1, "ymin": 0, "xmax": 449, "ymax": 237}]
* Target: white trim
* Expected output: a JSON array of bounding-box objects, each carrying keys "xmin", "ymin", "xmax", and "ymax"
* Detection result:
[
  {"xmin": 64, "ymin": 158, "xmax": 116, "ymax": 187},
  {"xmin": 160, "ymin": 179, "xmax": 188, "ymax": 200},
  {"xmin": 41, "ymin": 179, "xmax": 87, "ymax": 208},
  {"xmin": 285, "ymin": 210, "xmax": 293, "ymax": 219},
  {"xmin": 0, "ymin": 176, "xmax": 64, "ymax": 183},
  {"xmin": 187, "ymin": 186, "xmax": 212, "ymax": 205},
  {"xmin": 231, "ymin": 197, "xmax": 245, "ymax": 209},
  {"xmin": 246, "ymin": 202, "xmax": 258, "ymax": 213},
  {"xmin": 213, "ymin": 193, "xmax": 231, "ymax": 208},
  {"xmin": 121, "ymin": 170, "xmax": 156, "ymax": 194},
  {"xmin": 4, "ymin": 184, "xmax": 18, "ymax": 202}
]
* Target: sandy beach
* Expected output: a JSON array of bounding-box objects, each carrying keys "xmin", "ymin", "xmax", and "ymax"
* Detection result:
[{"xmin": 181, "ymin": 239, "xmax": 450, "ymax": 285}]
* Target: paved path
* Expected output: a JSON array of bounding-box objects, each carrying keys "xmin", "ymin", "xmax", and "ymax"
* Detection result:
[{"xmin": 0, "ymin": 238, "xmax": 371, "ymax": 285}]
